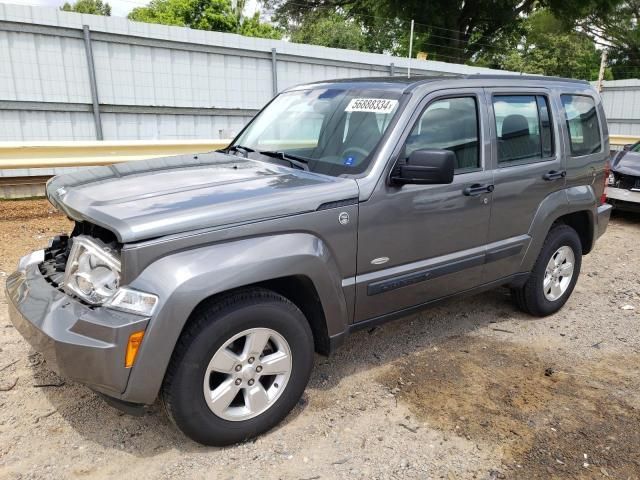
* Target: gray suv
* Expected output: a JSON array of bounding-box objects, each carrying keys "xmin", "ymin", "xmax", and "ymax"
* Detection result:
[{"xmin": 7, "ymin": 75, "xmax": 612, "ymax": 446}]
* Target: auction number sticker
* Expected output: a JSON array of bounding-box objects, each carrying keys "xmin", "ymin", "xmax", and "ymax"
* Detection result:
[{"xmin": 345, "ymin": 98, "xmax": 398, "ymax": 114}]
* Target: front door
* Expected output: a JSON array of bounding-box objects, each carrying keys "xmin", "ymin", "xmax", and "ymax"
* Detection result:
[{"xmin": 354, "ymin": 90, "xmax": 494, "ymax": 322}]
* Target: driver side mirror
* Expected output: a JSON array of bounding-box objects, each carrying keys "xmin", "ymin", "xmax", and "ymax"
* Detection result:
[{"xmin": 391, "ymin": 149, "xmax": 455, "ymax": 185}]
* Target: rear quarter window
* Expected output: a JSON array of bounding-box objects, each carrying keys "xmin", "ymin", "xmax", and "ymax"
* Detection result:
[{"xmin": 561, "ymin": 94, "xmax": 602, "ymax": 156}]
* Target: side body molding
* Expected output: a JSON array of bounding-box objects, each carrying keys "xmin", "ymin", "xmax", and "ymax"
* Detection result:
[{"xmin": 122, "ymin": 233, "xmax": 349, "ymax": 404}]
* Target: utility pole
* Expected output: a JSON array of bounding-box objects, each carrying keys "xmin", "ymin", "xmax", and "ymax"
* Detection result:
[
  {"xmin": 597, "ymin": 49, "xmax": 608, "ymax": 92},
  {"xmin": 408, "ymin": 19, "xmax": 415, "ymax": 79}
]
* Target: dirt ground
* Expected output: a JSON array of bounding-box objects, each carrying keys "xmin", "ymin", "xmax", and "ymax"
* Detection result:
[{"xmin": 0, "ymin": 199, "xmax": 639, "ymax": 480}]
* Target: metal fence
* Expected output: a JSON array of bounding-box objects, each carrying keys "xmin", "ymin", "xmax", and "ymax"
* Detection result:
[{"xmin": 599, "ymin": 79, "xmax": 640, "ymax": 137}]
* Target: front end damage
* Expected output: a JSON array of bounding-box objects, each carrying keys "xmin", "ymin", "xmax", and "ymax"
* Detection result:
[{"xmin": 607, "ymin": 150, "xmax": 640, "ymax": 212}]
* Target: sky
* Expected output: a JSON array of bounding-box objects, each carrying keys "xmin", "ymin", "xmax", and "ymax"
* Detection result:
[{"xmin": 2, "ymin": 0, "xmax": 260, "ymax": 19}]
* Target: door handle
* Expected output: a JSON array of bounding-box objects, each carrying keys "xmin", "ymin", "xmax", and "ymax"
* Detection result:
[
  {"xmin": 463, "ymin": 183, "xmax": 494, "ymax": 196},
  {"xmin": 543, "ymin": 170, "xmax": 566, "ymax": 181}
]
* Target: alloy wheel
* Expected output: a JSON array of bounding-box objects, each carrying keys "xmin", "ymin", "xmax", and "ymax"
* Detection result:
[
  {"xmin": 202, "ymin": 328, "xmax": 292, "ymax": 421},
  {"xmin": 543, "ymin": 245, "xmax": 575, "ymax": 301}
]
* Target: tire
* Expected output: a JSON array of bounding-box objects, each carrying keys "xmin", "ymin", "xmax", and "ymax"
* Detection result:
[
  {"xmin": 162, "ymin": 288, "xmax": 314, "ymax": 446},
  {"xmin": 512, "ymin": 224, "xmax": 582, "ymax": 317}
]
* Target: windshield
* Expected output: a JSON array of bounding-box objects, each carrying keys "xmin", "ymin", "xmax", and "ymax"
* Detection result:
[{"xmin": 231, "ymin": 88, "xmax": 402, "ymax": 176}]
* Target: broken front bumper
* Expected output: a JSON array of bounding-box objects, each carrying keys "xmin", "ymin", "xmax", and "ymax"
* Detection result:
[{"xmin": 5, "ymin": 251, "xmax": 149, "ymax": 398}]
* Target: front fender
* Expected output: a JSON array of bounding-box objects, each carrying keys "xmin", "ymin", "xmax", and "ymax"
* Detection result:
[{"xmin": 120, "ymin": 233, "xmax": 348, "ymax": 404}]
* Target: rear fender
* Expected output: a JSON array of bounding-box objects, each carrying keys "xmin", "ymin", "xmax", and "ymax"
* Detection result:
[{"xmin": 520, "ymin": 186, "xmax": 596, "ymax": 271}]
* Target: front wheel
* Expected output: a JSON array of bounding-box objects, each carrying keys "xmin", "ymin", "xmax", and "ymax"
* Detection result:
[
  {"xmin": 512, "ymin": 224, "xmax": 582, "ymax": 317},
  {"xmin": 162, "ymin": 289, "xmax": 314, "ymax": 446}
]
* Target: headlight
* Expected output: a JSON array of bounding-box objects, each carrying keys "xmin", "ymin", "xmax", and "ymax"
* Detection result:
[
  {"xmin": 63, "ymin": 236, "xmax": 158, "ymax": 316},
  {"xmin": 105, "ymin": 287, "xmax": 158, "ymax": 316},
  {"xmin": 608, "ymin": 172, "xmax": 615, "ymax": 185},
  {"xmin": 64, "ymin": 236, "xmax": 121, "ymax": 305}
]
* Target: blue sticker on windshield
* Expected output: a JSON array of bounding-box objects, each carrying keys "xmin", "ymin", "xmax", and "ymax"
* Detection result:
[
  {"xmin": 318, "ymin": 89, "xmax": 344, "ymax": 99},
  {"xmin": 343, "ymin": 156, "xmax": 355, "ymax": 166}
]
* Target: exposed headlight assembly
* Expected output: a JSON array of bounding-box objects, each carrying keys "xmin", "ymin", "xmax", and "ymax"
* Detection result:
[
  {"xmin": 64, "ymin": 236, "xmax": 121, "ymax": 304},
  {"xmin": 63, "ymin": 236, "xmax": 157, "ymax": 316}
]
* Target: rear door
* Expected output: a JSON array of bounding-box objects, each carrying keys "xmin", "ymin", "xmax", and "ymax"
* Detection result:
[
  {"xmin": 483, "ymin": 88, "xmax": 566, "ymax": 281},
  {"xmin": 559, "ymin": 91, "xmax": 609, "ymax": 198}
]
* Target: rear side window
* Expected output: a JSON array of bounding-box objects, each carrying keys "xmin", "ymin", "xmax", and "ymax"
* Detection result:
[
  {"xmin": 493, "ymin": 95, "xmax": 554, "ymax": 165},
  {"xmin": 561, "ymin": 94, "xmax": 602, "ymax": 156},
  {"xmin": 405, "ymin": 96, "xmax": 480, "ymax": 171}
]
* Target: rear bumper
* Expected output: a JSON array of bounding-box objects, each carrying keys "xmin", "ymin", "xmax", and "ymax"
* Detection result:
[
  {"xmin": 6, "ymin": 251, "xmax": 149, "ymax": 398},
  {"xmin": 596, "ymin": 202, "xmax": 613, "ymax": 240}
]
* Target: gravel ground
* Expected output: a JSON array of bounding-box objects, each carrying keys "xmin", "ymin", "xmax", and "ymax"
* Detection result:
[{"xmin": 0, "ymin": 199, "xmax": 639, "ymax": 480}]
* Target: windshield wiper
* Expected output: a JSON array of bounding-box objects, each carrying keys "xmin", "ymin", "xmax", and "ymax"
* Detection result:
[
  {"xmin": 259, "ymin": 151, "xmax": 310, "ymax": 171},
  {"xmin": 224, "ymin": 144, "xmax": 255, "ymax": 157}
]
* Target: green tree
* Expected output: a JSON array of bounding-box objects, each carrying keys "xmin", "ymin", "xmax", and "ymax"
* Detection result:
[
  {"xmin": 272, "ymin": 6, "xmax": 398, "ymax": 53},
  {"xmin": 286, "ymin": 10, "xmax": 367, "ymax": 50},
  {"xmin": 479, "ymin": 10, "xmax": 608, "ymax": 80},
  {"xmin": 577, "ymin": 0, "xmax": 640, "ymax": 79},
  {"xmin": 128, "ymin": 0, "xmax": 282, "ymax": 39},
  {"xmin": 128, "ymin": 0, "xmax": 237, "ymax": 30},
  {"xmin": 60, "ymin": 0, "xmax": 111, "ymax": 15},
  {"xmin": 239, "ymin": 11, "xmax": 282, "ymax": 39},
  {"xmin": 268, "ymin": 0, "xmax": 622, "ymax": 63}
]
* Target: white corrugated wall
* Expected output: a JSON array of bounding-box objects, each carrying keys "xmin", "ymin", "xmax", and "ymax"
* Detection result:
[{"xmin": 599, "ymin": 79, "xmax": 640, "ymax": 136}]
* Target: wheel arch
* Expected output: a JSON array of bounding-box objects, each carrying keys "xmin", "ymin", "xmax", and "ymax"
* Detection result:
[
  {"xmin": 521, "ymin": 187, "xmax": 598, "ymax": 271},
  {"xmin": 186, "ymin": 276, "xmax": 331, "ymax": 356},
  {"xmin": 552, "ymin": 210, "xmax": 595, "ymax": 254}
]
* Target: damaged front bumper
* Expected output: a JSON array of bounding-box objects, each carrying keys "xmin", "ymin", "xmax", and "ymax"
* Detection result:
[{"xmin": 5, "ymin": 250, "xmax": 149, "ymax": 400}]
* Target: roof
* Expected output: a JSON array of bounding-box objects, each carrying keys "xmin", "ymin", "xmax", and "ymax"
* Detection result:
[{"xmin": 287, "ymin": 74, "xmax": 591, "ymax": 94}]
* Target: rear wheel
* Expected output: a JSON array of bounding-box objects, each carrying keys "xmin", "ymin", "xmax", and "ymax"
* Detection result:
[
  {"xmin": 512, "ymin": 224, "xmax": 582, "ymax": 316},
  {"xmin": 162, "ymin": 289, "xmax": 314, "ymax": 446}
]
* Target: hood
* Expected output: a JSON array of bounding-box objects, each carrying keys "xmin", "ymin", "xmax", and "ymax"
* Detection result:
[
  {"xmin": 611, "ymin": 150, "xmax": 640, "ymax": 177},
  {"xmin": 46, "ymin": 152, "xmax": 359, "ymax": 243}
]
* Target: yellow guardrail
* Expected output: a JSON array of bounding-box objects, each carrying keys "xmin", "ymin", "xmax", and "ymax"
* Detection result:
[
  {"xmin": 0, "ymin": 135, "xmax": 637, "ymax": 171},
  {"xmin": 609, "ymin": 134, "xmax": 640, "ymax": 148},
  {"xmin": 0, "ymin": 139, "xmax": 231, "ymax": 170}
]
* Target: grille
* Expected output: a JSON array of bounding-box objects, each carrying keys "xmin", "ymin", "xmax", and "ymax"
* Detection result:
[
  {"xmin": 614, "ymin": 173, "xmax": 640, "ymax": 191},
  {"xmin": 39, "ymin": 235, "xmax": 70, "ymax": 287}
]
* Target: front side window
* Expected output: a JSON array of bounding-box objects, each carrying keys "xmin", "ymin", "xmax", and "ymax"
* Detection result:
[
  {"xmin": 405, "ymin": 97, "xmax": 480, "ymax": 171},
  {"xmin": 232, "ymin": 88, "xmax": 401, "ymax": 176},
  {"xmin": 493, "ymin": 95, "xmax": 554, "ymax": 165},
  {"xmin": 561, "ymin": 94, "xmax": 602, "ymax": 156}
]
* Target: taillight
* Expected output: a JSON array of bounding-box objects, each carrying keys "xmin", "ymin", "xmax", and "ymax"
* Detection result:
[{"xmin": 600, "ymin": 160, "xmax": 610, "ymax": 205}]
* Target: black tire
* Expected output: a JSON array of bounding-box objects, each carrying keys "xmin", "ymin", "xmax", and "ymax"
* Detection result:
[
  {"xmin": 162, "ymin": 288, "xmax": 314, "ymax": 446},
  {"xmin": 512, "ymin": 224, "xmax": 582, "ymax": 317}
]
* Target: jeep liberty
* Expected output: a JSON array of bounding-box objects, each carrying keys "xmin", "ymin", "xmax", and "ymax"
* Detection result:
[{"xmin": 6, "ymin": 75, "xmax": 612, "ymax": 446}]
